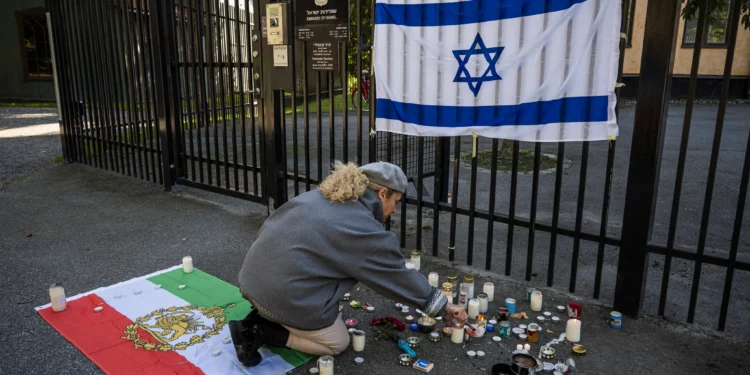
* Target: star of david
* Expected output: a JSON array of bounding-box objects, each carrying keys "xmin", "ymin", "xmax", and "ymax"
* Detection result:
[{"xmin": 453, "ymin": 34, "xmax": 504, "ymax": 97}]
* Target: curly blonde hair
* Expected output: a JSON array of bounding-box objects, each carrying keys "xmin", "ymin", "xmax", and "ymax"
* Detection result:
[{"xmin": 319, "ymin": 161, "xmax": 370, "ymax": 202}]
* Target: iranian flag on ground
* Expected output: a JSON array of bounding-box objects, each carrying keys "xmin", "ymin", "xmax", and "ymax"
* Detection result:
[{"xmin": 36, "ymin": 266, "xmax": 312, "ymax": 374}]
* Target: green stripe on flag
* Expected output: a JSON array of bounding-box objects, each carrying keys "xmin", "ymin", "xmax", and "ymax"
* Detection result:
[
  {"xmin": 147, "ymin": 268, "xmax": 250, "ymax": 321},
  {"xmin": 267, "ymin": 347, "xmax": 313, "ymax": 367},
  {"xmin": 148, "ymin": 268, "xmax": 314, "ymax": 367}
]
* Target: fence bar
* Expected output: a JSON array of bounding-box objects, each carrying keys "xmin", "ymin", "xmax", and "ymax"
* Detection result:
[
  {"xmin": 659, "ymin": 0, "xmax": 709, "ymax": 316},
  {"xmin": 718, "ymin": 129, "xmax": 750, "ymax": 330},
  {"xmin": 329, "ymin": 73, "xmax": 335, "ymax": 163},
  {"xmin": 614, "ymin": 0, "xmax": 682, "ymax": 317},
  {"xmin": 594, "ymin": 141, "xmax": 616, "ymax": 299},
  {"xmin": 214, "ymin": 0, "xmax": 228, "ymax": 188},
  {"xmin": 201, "ymin": 0, "xmax": 221, "ymax": 186},
  {"xmin": 548, "ymin": 143, "xmax": 565, "ymax": 286},
  {"xmin": 385, "ymin": 132, "xmax": 393, "ymax": 231},
  {"xmin": 93, "ymin": 0, "xmax": 114, "ymax": 172},
  {"xmin": 224, "ymin": 0, "xmax": 239, "ymax": 191},
  {"xmin": 106, "ymin": 0, "xmax": 126, "ymax": 175},
  {"xmin": 687, "ymin": 0, "xmax": 742, "ymax": 323},
  {"xmin": 148, "ymin": 0, "xmax": 177, "ymax": 189},
  {"xmin": 46, "ymin": 2, "xmax": 70, "ymax": 162},
  {"xmin": 128, "ymin": 0, "xmax": 145, "ymax": 178},
  {"xmin": 416, "ymin": 137, "xmax": 425, "ymax": 251},
  {"xmin": 90, "ymin": 0, "xmax": 109, "ymax": 171},
  {"xmin": 135, "ymin": 0, "xmax": 152, "ymax": 179},
  {"xmin": 117, "ymin": 0, "xmax": 137, "ymax": 174},
  {"xmin": 317, "ymin": 72, "xmax": 323, "ymax": 181},
  {"xmin": 432, "ymin": 137, "xmax": 443, "ymax": 257},
  {"xmin": 54, "ymin": 1, "xmax": 76, "ymax": 163},
  {"xmin": 288, "ymin": 3, "xmax": 298, "ymax": 195},
  {"xmin": 467, "ymin": 140, "xmax": 479, "ymax": 266},
  {"xmin": 199, "ymin": 0, "xmax": 212, "ymax": 185},
  {"xmin": 525, "ymin": 143, "xmax": 541, "ymax": 280},
  {"xmin": 570, "ymin": 142, "xmax": 589, "ymax": 292},
  {"xmin": 303, "ymin": 44, "xmax": 311, "ymax": 192},
  {"xmin": 68, "ymin": 0, "xmax": 85, "ymax": 165},
  {"xmin": 485, "ymin": 139, "xmax": 499, "ymax": 270},
  {"xmin": 356, "ymin": 0, "xmax": 363, "ymax": 163},
  {"xmin": 192, "ymin": 0, "xmax": 205, "ymax": 183},
  {"xmin": 98, "ymin": 0, "xmax": 118, "ymax": 172},
  {"xmin": 208, "ymin": 0, "xmax": 221, "ymax": 186},
  {"xmin": 85, "ymin": 0, "xmax": 105, "ymax": 170},
  {"xmin": 138, "ymin": 0, "xmax": 157, "ymax": 181},
  {"xmin": 368, "ymin": 0, "xmax": 376, "ymax": 164},
  {"xmin": 506, "ymin": 141, "xmax": 519, "ymax": 276},
  {"xmin": 400, "ymin": 134, "xmax": 408, "ymax": 247},
  {"xmin": 341, "ymin": 42, "xmax": 349, "ymax": 164},
  {"xmin": 241, "ymin": 0, "xmax": 252, "ymax": 194},
  {"xmin": 81, "ymin": 0, "xmax": 103, "ymax": 169},
  {"xmin": 449, "ymin": 137, "xmax": 461, "ymax": 261},
  {"xmin": 180, "ymin": 0, "xmax": 195, "ymax": 180}
]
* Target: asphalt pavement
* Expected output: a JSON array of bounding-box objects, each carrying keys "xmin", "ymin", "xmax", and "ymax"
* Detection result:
[{"xmin": 1, "ymin": 164, "xmax": 749, "ymax": 375}]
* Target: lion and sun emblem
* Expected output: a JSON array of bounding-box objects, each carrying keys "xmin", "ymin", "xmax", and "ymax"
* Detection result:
[{"xmin": 122, "ymin": 304, "xmax": 237, "ymax": 352}]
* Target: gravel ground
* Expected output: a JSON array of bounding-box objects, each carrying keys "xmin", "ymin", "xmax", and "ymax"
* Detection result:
[{"xmin": 0, "ymin": 107, "xmax": 63, "ymax": 186}]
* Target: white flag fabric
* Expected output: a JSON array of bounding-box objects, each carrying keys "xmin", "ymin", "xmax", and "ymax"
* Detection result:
[{"xmin": 374, "ymin": 0, "xmax": 621, "ymax": 142}]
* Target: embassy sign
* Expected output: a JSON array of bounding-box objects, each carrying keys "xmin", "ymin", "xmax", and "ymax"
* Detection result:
[{"xmin": 295, "ymin": 0, "xmax": 349, "ymax": 71}]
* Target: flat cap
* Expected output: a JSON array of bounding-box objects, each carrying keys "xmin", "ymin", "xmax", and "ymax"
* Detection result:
[{"xmin": 359, "ymin": 162, "xmax": 408, "ymax": 193}]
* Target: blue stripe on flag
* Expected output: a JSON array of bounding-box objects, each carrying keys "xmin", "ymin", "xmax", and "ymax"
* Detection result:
[
  {"xmin": 376, "ymin": 96, "xmax": 609, "ymax": 128},
  {"xmin": 375, "ymin": 0, "xmax": 588, "ymax": 26}
]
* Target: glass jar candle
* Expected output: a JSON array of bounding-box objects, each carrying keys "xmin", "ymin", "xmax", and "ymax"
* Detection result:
[
  {"xmin": 352, "ymin": 330, "xmax": 365, "ymax": 352},
  {"xmin": 442, "ymin": 282, "xmax": 453, "ymax": 300},
  {"xmin": 446, "ymin": 275, "xmax": 458, "ymax": 302},
  {"xmin": 428, "ymin": 272, "xmax": 439, "ymax": 288},
  {"xmin": 462, "ymin": 275, "xmax": 475, "ymax": 299},
  {"xmin": 411, "ymin": 249, "xmax": 421, "ymax": 271},
  {"xmin": 467, "ymin": 298, "xmax": 480, "ymax": 319},
  {"xmin": 477, "ymin": 293, "xmax": 489, "ymax": 313},
  {"xmin": 483, "ymin": 282, "xmax": 495, "ymax": 302},
  {"xmin": 49, "ymin": 283, "xmax": 67, "ymax": 312},
  {"xmin": 530, "ymin": 291, "xmax": 543, "ymax": 312},
  {"xmin": 451, "ymin": 322, "xmax": 464, "ymax": 344},
  {"xmin": 318, "ymin": 355, "xmax": 334, "ymax": 375},
  {"xmin": 182, "ymin": 256, "xmax": 194, "ymax": 273}
]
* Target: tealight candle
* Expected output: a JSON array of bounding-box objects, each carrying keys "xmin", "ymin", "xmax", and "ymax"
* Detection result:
[
  {"xmin": 566, "ymin": 318, "xmax": 581, "ymax": 343},
  {"xmin": 483, "ymin": 282, "xmax": 495, "ymax": 302},
  {"xmin": 405, "ymin": 260, "xmax": 416, "ymax": 270},
  {"xmin": 182, "ymin": 256, "xmax": 194, "ymax": 273},
  {"xmin": 530, "ymin": 291, "xmax": 543, "ymax": 312},
  {"xmin": 516, "ymin": 344, "xmax": 523, "ymax": 351},
  {"xmin": 524, "ymin": 344, "xmax": 531, "ymax": 351}
]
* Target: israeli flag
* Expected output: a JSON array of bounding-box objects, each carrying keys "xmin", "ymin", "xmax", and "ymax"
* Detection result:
[{"xmin": 374, "ymin": 0, "xmax": 621, "ymax": 142}]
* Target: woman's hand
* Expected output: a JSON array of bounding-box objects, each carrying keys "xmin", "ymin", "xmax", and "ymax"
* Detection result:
[{"xmin": 446, "ymin": 304, "xmax": 469, "ymax": 323}]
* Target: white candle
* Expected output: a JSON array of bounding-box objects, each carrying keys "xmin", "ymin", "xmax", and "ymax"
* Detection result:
[
  {"xmin": 530, "ymin": 291, "xmax": 543, "ymax": 312},
  {"xmin": 182, "ymin": 256, "xmax": 194, "ymax": 273},
  {"xmin": 352, "ymin": 330, "xmax": 365, "ymax": 352},
  {"xmin": 405, "ymin": 260, "xmax": 415, "ymax": 269},
  {"xmin": 318, "ymin": 355, "xmax": 334, "ymax": 375},
  {"xmin": 566, "ymin": 319, "xmax": 581, "ymax": 343},
  {"xmin": 411, "ymin": 250, "xmax": 421, "ymax": 271},
  {"xmin": 451, "ymin": 324, "xmax": 465, "ymax": 344},
  {"xmin": 49, "ymin": 283, "xmax": 67, "ymax": 312},
  {"xmin": 477, "ymin": 293, "xmax": 489, "ymax": 313},
  {"xmin": 483, "ymin": 282, "xmax": 495, "ymax": 302},
  {"xmin": 523, "ymin": 343, "xmax": 531, "ymax": 351},
  {"xmin": 467, "ymin": 298, "xmax": 480, "ymax": 319},
  {"xmin": 516, "ymin": 344, "xmax": 523, "ymax": 351},
  {"xmin": 428, "ymin": 272, "xmax": 439, "ymax": 288}
]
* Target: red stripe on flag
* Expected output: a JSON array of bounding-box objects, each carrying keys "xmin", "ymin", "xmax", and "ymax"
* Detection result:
[{"xmin": 38, "ymin": 294, "xmax": 204, "ymax": 375}]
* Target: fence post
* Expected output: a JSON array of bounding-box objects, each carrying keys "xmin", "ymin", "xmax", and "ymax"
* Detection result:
[
  {"xmin": 148, "ymin": 0, "xmax": 180, "ymax": 190},
  {"xmin": 613, "ymin": 0, "xmax": 683, "ymax": 317},
  {"xmin": 254, "ymin": 0, "xmax": 289, "ymax": 210}
]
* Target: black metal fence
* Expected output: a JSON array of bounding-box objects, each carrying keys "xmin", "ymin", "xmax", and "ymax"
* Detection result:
[{"xmin": 47, "ymin": 0, "xmax": 749, "ymax": 334}]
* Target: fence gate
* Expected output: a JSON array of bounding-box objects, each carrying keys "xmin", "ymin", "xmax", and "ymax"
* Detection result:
[{"xmin": 48, "ymin": 0, "xmax": 750, "ymax": 335}]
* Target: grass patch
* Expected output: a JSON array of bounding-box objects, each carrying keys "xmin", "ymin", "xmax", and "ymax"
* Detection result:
[
  {"xmin": 52, "ymin": 155, "xmax": 65, "ymax": 164},
  {"xmin": 0, "ymin": 101, "xmax": 57, "ymax": 108},
  {"xmin": 286, "ymin": 145, "xmax": 304, "ymax": 154},
  {"xmin": 284, "ymin": 95, "xmax": 368, "ymax": 114},
  {"xmin": 462, "ymin": 149, "xmax": 558, "ymax": 173}
]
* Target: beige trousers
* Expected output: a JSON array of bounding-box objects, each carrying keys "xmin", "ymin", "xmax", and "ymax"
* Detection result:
[{"xmin": 282, "ymin": 313, "xmax": 351, "ymax": 356}]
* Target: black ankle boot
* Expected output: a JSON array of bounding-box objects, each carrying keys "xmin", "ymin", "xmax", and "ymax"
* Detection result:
[
  {"xmin": 229, "ymin": 319, "xmax": 263, "ymax": 367},
  {"xmin": 257, "ymin": 317, "xmax": 290, "ymax": 348}
]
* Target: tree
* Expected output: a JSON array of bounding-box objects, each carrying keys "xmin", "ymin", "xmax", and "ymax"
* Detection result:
[{"xmin": 682, "ymin": 0, "xmax": 749, "ymax": 31}]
